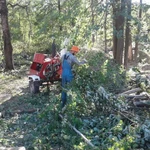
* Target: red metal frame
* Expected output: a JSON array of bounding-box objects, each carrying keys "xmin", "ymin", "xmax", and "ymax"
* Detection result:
[{"xmin": 29, "ymin": 53, "xmax": 62, "ymax": 82}]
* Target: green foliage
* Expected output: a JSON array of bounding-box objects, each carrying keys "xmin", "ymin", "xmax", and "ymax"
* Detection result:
[
  {"xmin": 0, "ymin": 49, "xmax": 150, "ymax": 149},
  {"xmin": 75, "ymin": 51, "xmax": 127, "ymax": 94},
  {"xmin": 1, "ymin": 0, "xmax": 150, "ymax": 149},
  {"xmin": 5, "ymin": 0, "xmax": 150, "ymax": 57}
]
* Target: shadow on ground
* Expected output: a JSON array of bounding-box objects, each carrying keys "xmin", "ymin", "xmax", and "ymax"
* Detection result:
[{"xmin": 0, "ymin": 82, "xmax": 62, "ymax": 150}]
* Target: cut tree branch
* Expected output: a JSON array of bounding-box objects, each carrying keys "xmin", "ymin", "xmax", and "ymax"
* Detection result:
[
  {"xmin": 59, "ymin": 114, "xmax": 95, "ymax": 148},
  {"xmin": 114, "ymin": 109, "xmax": 138, "ymax": 125},
  {"xmin": 7, "ymin": 2, "xmax": 29, "ymax": 9}
]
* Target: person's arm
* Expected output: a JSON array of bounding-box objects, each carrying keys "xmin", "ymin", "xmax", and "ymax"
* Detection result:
[{"xmin": 72, "ymin": 55, "xmax": 85, "ymax": 65}]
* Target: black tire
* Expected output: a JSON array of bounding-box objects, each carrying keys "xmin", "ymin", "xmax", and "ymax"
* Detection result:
[{"xmin": 29, "ymin": 80, "xmax": 40, "ymax": 94}]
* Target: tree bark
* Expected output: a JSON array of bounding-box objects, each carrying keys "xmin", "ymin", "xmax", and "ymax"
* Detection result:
[
  {"xmin": 91, "ymin": 0, "xmax": 95, "ymax": 44},
  {"xmin": 112, "ymin": 0, "xmax": 125, "ymax": 65},
  {"xmin": 104, "ymin": 0, "xmax": 108, "ymax": 53},
  {"xmin": 124, "ymin": 0, "xmax": 132, "ymax": 68},
  {"xmin": 112, "ymin": 1, "xmax": 118, "ymax": 60},
  {"xmin": 127, "ymin": 0, "xmax": 133, "ymax": 63},
  {"xmin": 58, "ymin": 0, "xmax": 62, "ymax": 31},
  {"xmin": 118, "ymin": 87, "xmax": 142, "ymax": 95},
  {"xmin": 134, "ymin": 0, "xmax": 142, "ymax": 62},
  {"xmin": 0, "ymin": 0, "xmax": 14, "ymax": 70}
]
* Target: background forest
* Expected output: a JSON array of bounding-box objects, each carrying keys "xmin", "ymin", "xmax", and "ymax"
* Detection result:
[{"xmin": 0, "ymin": 0, "xmax": 150, "ymax": 150}]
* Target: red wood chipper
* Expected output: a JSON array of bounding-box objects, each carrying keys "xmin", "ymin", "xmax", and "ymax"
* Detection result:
[{"xmin": 28, "ymin": 53, "xmax": 62, "ymax": 94}]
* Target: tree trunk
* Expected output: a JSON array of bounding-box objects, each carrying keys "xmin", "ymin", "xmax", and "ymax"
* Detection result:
[
  {"xmin": 112, "ymin": 1, "xmax": 118, "ymax": 60},
  {"xmin": 112, "ymin": 0, "xmax": 125, "ymax": 65},
  {"xmin": 134, "ymin": 0, "xmax": 142, "ymax": 62},
  {"xmin": 58, "ymin": 0, "xmax": 62, "ymax": 31},
  {"xmin": 91, "ymin": 0, "xmax": 95, "ymax": 44},
  {"xmin": 128, "ymin": 37, "xmax": 132, "ymax": 61},
  {"xmin": 0, "ymin": 0, "xmax": 14, "ymax": 70},
  {"xmin": 124, "ymin": 0, "xmax": 132, "ymax": 68},
  {"xmin": 127, "ymin": 0, "xmax": 132, "ymax": 62},
  {"xmin": 104, "ymin": 0, "xmax": 108, "ymax": 53}
]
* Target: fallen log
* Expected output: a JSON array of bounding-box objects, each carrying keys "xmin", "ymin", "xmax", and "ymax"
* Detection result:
[
  {"xmin": 12, "ymin": 109, "xmax": 37, "ymax": 114},
  {"xmin": 0, "ymin": 146, "xmax": 26, "ymax": 150},
  {"xmin": 125, "ymin": 94, "xmax": 148, "ymax": 99},
  {"xmin": 133, "ymin": 100, "xmax": 150, "ymax": 107},
  {"xmin": 59, "ymin": 114, "xmax": 95, "ymax": 148},
  {"xmin": 118, "ymin": 88, "xmax": 142, "ymax": 96}
]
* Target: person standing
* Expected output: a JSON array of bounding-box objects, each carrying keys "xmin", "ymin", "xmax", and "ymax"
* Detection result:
[{"xmin": 61, "ymin": 46, "xmax": 86, "ymax": 108}]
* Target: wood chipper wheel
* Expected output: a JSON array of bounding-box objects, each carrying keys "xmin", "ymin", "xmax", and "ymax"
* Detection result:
[{"xmin": 29, "ymin": 80, "xmax": 40, "ymax": 94}]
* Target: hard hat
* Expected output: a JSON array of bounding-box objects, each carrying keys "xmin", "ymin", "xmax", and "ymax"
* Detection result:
[{"xmin": 71, "ymin": 46, "xmax": 79, "ymax": 53}]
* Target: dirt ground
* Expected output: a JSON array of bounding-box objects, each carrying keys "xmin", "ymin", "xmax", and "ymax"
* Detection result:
[
  {"xmin": 0, "ymin": 69, "xmax": 60, "ymax": 149},
  {"xmin": 0, "ymin": 70, "xmax": 30, "ymax": 149},
  {"xmin": 0, "ymin": 76, "xmax": 28, "ymax": 102}
]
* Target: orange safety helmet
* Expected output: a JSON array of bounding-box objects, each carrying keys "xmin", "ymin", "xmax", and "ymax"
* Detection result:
[{"xmin": 71, "ymin": 46, "xmax": 79, "ymax": 53}]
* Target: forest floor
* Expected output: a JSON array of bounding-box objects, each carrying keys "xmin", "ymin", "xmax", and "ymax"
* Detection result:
[
  {"xmin": 0, "ymin": 64, "xmax": 61, "ymax": 149},
  {"xmin": 0, "ymin": 66, "xmax": 32, "ymax": 113},
  {"xmin": 0, "ymin": 49, "xmax": 150, "ymax": 150}
]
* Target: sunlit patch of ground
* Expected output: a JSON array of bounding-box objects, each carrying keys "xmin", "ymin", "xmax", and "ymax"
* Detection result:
[{"xmin": 0, "ymin": 76, "xmax": 29, "ymax": 105}]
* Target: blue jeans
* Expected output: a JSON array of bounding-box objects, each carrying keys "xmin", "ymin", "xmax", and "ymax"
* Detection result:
[{"xmin": 61, "ymin": 75, "xmax": 73, "ymax": 108}]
